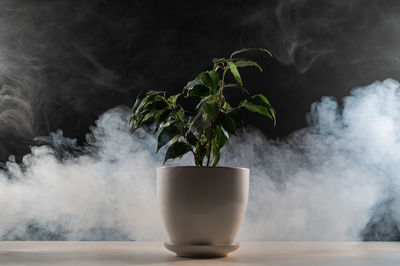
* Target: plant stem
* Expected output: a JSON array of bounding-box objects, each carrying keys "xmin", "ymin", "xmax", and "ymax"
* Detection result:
[
  {"xmin": 165, "ymin": 97, "xmax": 203, "ymax": 166},
  {"xmin": 219, "ymin": 64, "xmax": 228, "ymax": 106},
  {"xmin": 206, "ymin": 122, "xmax": 212, "ymax": 166}
]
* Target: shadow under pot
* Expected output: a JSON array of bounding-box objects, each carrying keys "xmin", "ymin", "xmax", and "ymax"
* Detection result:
[{"xmin": 157, "ymin": 166, "xmax": 249, "ymax": 258}]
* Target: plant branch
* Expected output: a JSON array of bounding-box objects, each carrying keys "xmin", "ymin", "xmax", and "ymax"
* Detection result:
[
  {"xmin": 206, "ymin": 122, "xmax": 212, "ymax": 166},
  {"xmin": 219, "ymin": 64, "xmax": 229, "ymax": 106}
]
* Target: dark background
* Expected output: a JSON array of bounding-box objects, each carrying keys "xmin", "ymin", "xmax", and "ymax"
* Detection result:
[{"xmin": 1, "ymin": 0, "xmax": 400, "ymax": 161}]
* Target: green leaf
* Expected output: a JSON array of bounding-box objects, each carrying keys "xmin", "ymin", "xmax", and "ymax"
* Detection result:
[
  {"xmin": 185, "ymin": 86, "xmax": 209, "ymax": 97},
  {"xmin": 198, "ymin": 72, "xmax": 212, "ymax": 90},
  {"xmin": 208, "ymin": 70, "xmax": 219, "ymax": 91},
  {"xmin": 241, "ymin": 94, "xmax": 276, "ymax": 122},
  {"xmin": 202, "ymin": 99, "xmax": 219, "ymax": 121},
  {"xmin": 215, "ymin": 126, "xmax": 228, "ymax": 148},
  {"xmin": 183, "ymin": 77, "xmax": 202, "ymax": 92},
  {"xmin": 134, "ymin": 92, "xmax": 165, "ymax": 115},
  {"xmin": 230, "ymin": 48, "xmax": 273, "ymax": 58},
  {"xmin": 154, "ymin": 109, "xmax": 171, "ymax": 134},
  {"xmin": 227, "ymin": 108, "xmax": 244, "ymax": 129},
  {"xmin": 147, "ymin": 99, "xmax": 168, "ymax": 112},
  {"xmin": 205, "ymin": 145, "xmax": 210, "ymax": 162},
  {"xmin": 199, "ymin": 71, "xmax": 219, "ymax": 92},
  {"xmin": 195, "ymin": 144, "xmax": 206, "ymax": 166},
  {"xmin": 185, "ymin": 131, "xmax": 198, "ymax": 146},
  {"xmin": 176, "ymin": 106, "xmax": 185, "ymax": 120},
  {"xmin": 142, "ymin": 113, "xmax": 153, "ymax": 122},
  {"xmin": 227, "ymin": 61, "xmax": 243, "ymax": 86},
  {"xmin": 211, "ymin": 139, "xmax": 220, "ymax": 166},
  {"xmin": 252, "ymin": 93, "xmax": 272, "ymax": 105},
  {"xmin": 131, "ymin": 91, "xmax": 147, "ymax": 114},
  {"xmin": 196, "ymin": 97, "xmax": 208, "ymax": 109},
  {"xmin": 154, "ymin": 108, "xmax": 167, "ymax": 120},
  {"xmin": 168, "ymin": 93, "xmax": 181, "ymax": 104},
  {"xmin": 218, "ymin": 113, "xmax": 236, "ymax": 135},
  {"xmin": 164, "ymin": 142, "xmax": 190, "ymax": 164},
  {"xmin": 234, "ymin": 60, "xmax": 262, "ymax": 72},
  {"xmin": 250, "ymin": 94, "xmax": 276, "ymax": 121},
  {"xmin": 188, "ymin": 107, "xmax": 203, "ymax": 131},
  {"xmin": 214, "ymin": 65, "xmax": 222, "ymax": 71},
  {"xmin": 241, "ymin": 100, "xmax": 271, "ymax": 118},
  {"xmin": 212, "ymin": 57, "xmax": 225, "ymax": 65},
  {"xmin": 157, "ymin": 125, "xmax": 179, "ymax": 152},
  {"xmin": 222, "ymin": 101, "xmax": 232, "ymax": 111}
]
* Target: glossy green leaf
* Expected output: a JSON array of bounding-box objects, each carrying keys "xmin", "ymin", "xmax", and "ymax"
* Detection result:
[
  {"xmin": 202, "ymin": 99, "xmax": 219, "ymax": 121},
  {"xmin": 230, "ymin": 48, "xmax": 272, "ymax": 58},
  {"xmin": 154, "ymin": 109, "xmax": 171, "ymax": 134},
  {"xmin": 208, "ymin": 70, "xmax": 219, "ymax": 91},
  {"xmin": 199, "ymin": 71, "xmax": 219, "ymax": 92},
  {"xmin": 218, "ymin": 113, "xmax": 236, "ymax": 135},
  {"xmin": 185, "ymin": 131, "xmax": 198, "ymax": 146},
  {"xmin": 248, "ymin": 94, "xmax": 276, "ymax": 121},
  {"xmin": 211, "ymin": 139, "xmax": 220, "ymax": 166},
  {"xmin": 228, "ymin": 108, "xmax": 244, "ymax": 129},
  {"xmin": 154, "ymin": 108, "xmax": 167, "ymax": 120},
  {"xmin": 215, "ymin": 126, "xmax": 228, "ymax": 148},
  {"xmin": 227, "ymin": 61, "xmax": 243, "ymax": 86},
  {"xmin": 134, "ymin": 92, "xmax": 164, "ymax": 115},
  {"xmin": 164, "ymin": 142, "xmax": 190, "ymax": 164},
  {"xmin": 176, "ymin": 106, "xmax": 185, "ymax": 120},
  {"xmin": 241, "ymin": 95, "xmax": 276, "ymax": 123},
  {"xmin": 188, "ymin": 107, "xmax": 203, "ymax": 131},
  {"xmin": 183, "ymin": 77, "xmax": 202, "ymax": 92},
  {"xmin": 131, "ymin": 91, "xmax": 147, "ymax": 114},
  {"xmin": 157, "ymin": 125, "xmax": 179, "ymax": 152},
  {"xmin": 205, "ymin": 145, "xmax": 210, "ymax": 162},
  {"xmin": 222, "ymin": 101, "xmax": 232, "ymax": 111},
  {"xmin": 198, "ymin": 72, "xmax": 212, "ymax": 90},
  {"xmin": 147, "ymin": 99, "xmax": 168, "ymax": 112},
  {"xmin": 252, "ymin": 94, "xmax": 273, "ymax": 106},
  {"xmin": 234, "ymin": 60, "xmax": 262, "ymax": 72},
  {"xmin": 195, "ymin": 144, "xmax": 206, "ymax": 166},
  {"xmin": 142, "ymin": 113, "xmax": 153, "ymax": 122},
  {"xmin": 168, "ymin": 93, "xmax": 181, "ymax": 104},
  {"xmin": 185, "ymin": 86, "xmax": 209, "ymax": 97},
  {"xmin": 241, "ymin": 100, "xmax": 271, "ymax": 118},
  {"xmin": 212, "ymin": 57, "xmax": 225, "ymax": 64}
]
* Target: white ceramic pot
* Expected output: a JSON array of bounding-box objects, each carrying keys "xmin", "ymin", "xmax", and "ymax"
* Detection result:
[{"xmin": 157, "ymin": 166, "xmax": 249, "ymax": 257}]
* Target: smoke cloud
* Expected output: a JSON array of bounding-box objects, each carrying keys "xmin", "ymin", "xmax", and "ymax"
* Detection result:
[
  {"xmin": 1, "ymin": 79, "xmax": 400, "ymax": 240},
  {"xmin": 1, "ymin": 107, "xmax": 165, "ymax": 240},
  {"xmin": 242, "ymin": 0, "xmax": 400, "ymax": 77}
]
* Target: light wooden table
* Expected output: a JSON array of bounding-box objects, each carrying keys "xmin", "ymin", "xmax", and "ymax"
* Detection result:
[{"xmin": 0, "ymin": 242, "xmax": 399, "ymax": 266}]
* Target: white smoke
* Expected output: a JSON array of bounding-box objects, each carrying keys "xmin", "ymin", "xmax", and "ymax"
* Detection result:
[
  {"xmin": 233, "ymin": 79, "xmax": 400, "ymax": 240},
  {"xmin": 1, "ymin": 79, "xmax": 400, "ymax": 240},
  {"xmin": 0, "ymin": 107, "xmax": 165, "ymax": 240}
]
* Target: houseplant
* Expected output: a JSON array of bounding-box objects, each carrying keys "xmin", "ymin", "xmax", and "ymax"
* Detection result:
[{"xmin": 130, "ymin": 48, "xmax": 275, "ymax": 257}]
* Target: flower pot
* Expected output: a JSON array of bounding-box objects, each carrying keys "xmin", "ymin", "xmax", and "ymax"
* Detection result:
[{"xmin": 157, "ymin": 166, "xmax": 249, "ymax": 257}]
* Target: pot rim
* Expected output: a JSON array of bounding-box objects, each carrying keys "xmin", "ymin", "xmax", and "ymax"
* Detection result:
[{"xmin": 157, "ymin": 165, "xmax": 249, "ymax": 171}]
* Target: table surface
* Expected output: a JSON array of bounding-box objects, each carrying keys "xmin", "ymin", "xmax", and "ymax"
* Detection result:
[{"xmin": 0, "ymin": 241, "xmax": 399, "ymax": 266}]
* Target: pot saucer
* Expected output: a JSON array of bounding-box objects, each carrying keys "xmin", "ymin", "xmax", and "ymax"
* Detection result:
[{"xmin": 164, "ymin": 242, "xmax": 240, "ymax": 258}]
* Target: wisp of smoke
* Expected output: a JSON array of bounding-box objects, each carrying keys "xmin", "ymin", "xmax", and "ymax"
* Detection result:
[{"xmin": 1, "ymin": 79, "xmax": 400, "ymax": 240}]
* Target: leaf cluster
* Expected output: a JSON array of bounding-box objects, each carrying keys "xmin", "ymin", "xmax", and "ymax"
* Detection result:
[{"xmin": 130, "ymin": 48, "xmax": 276, "ymax": 166}]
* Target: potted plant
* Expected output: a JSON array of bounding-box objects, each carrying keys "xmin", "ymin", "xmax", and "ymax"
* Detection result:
[{"xmin": 130, "ymin": 48, "xmax": 275, "ymax": 257}]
